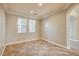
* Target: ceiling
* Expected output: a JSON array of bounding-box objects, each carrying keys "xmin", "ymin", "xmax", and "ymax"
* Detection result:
[
  {"xmin": 69, "ymin": 4, "xmax": 79, "ymax": 17},
  {"xmin": 2, "ymin": 3, "xmax": 72, "ymax": 19}
]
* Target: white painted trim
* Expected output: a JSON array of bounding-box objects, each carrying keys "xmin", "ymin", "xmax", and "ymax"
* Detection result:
[
  {"xmin": 66, "ymin": 11, "xmax": 71, "ymax": 49},
  {"xmin": 5, "ymin": 38, "xmax": 69, "ymax": 49},
  {"xmin": 5, "ymin": 38, "xmax": 72, "ymax": 49},
  {"xmin": 1, "ymin": 38, "xmax": 43, "ymax": 56},
  {"xmin": 42, "ymin": 39, "xmax": 68, "ymax": 49},
  {"xmin": 66, "ymin": 4, "xmax": 79, "ymax": 49},
  {"xmin": 66, "ymin": 46, "xmax": 71, "ymax": 49},
  {"xmin": 2, "ymin": 38, "xmax": 78, "ymax": 56},
  {"xmin": 0, "ymin": 45, "xmax": 6, "ymax": 56},
  {"xmin": 5, "ymin": 38, "xmax": 40, "ymax": 46},
  {"xmin": 42, "ymin": 39, "xmax": 74, "ymax": 50},
  {"xmin": 70, "ymin": 39, "xmax": 79, "ymax": 42},
  {"xmin": 65, "ymin": 4, "xmax": 73, "ymax": 11}
]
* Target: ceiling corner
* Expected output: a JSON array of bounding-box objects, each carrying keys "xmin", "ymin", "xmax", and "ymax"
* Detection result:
[
  {"xmin": 64, "ymin": 3, "xmax": 74, "ymax": 11},
  {"xmin": 1, "ymin": 3, "xmax": 8, "ymax": 12}
]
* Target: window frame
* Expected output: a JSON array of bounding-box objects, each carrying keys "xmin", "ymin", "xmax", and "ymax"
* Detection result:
[
  {"xmin": 17, "ymin": 17, "xmax": 27, "ymax": 33},
  {"xmin": 28, "ymin": 19, "xmax": 36, "ymax": 33}
]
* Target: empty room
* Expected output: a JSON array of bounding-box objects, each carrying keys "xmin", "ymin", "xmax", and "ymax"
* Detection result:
[{"xmin": 0, "ymin": 3, "xmax": 79, "ymax": 56}]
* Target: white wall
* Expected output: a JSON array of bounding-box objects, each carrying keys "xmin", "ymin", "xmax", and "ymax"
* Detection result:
[
  {"xmin": 42, "ymin": 11, "xmax": 67, "ymax": 47},
  {"xmin": 76, "ymin": 16, "xmax": 79, "ymax": 40},
  {"xmin": 0, "ymin": 5, "xmax": 5, "ymax": 55},
  {"xmin": 6, "ymin": 13, "xmax": 40, "ymax": 44}
]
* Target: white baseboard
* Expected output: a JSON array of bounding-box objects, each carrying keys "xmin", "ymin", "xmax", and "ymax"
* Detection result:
[
  {"xmin": 1, "ymin": 38, "xmax": 42, "ymax": 56},
  {"xmin": 0, "ymin": 45, "xmax": 6, "ymax": 56},
  {"xmin": 66, "ymin": 46, "xmax": 71, "ymax": 49},
  {"xmin": 5, "ymin": 38, "xmax": 41, "ymax": 46},
  {"xmin": 1, "ymin": 38, "xmax": 73, "ymax": 56},
  {"xmin": 70, "ymin": 39, "xmax": 79, "ymax": 42},
  {"xmin": 5, "ymin": 38, "xmax": 68, "ymax": 49},
  {"xmin": 42, "ymin": 39, "xmax": 68, "ymax": 49}
]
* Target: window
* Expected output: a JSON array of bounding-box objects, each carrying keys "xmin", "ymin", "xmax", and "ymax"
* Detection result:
[
  {"xmin": 69, "ymin": 16, "xmax": 76, "ymax": 40},
  {"xmin": 29, "ymin": 19, "xmax": 36, "ymax": 32},
  {"xmin": 17, "ymin": 17, "xmax": 27, "ymax": 33}
]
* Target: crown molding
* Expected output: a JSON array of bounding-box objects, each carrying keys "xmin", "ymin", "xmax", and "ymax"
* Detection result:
[
  {"xmin": 65, "ymin": 4, "xmax": 79, "ymax": 11},
  {"xmin": 41, "ymin": 4, "xmax": 76, "ymax": 19},
  {"xmin": 40, "ymin": 8, "xmax": 65, "ymax": 20},
  {"xmin": 1, "ymin": 3, "xmax": 74, "ymax": 19},
  {"xmin": 64, "ymin": 3, "xmax": 73, "ymax": 11},
  {"xmin": 0, "ymin": 3, "xmax": 8, "ymax": 11}
]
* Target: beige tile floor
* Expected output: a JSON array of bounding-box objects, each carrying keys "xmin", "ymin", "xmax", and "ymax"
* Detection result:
[{"xmin": 3, "ymin": 39, "xmax": 79, "ymax": 56}]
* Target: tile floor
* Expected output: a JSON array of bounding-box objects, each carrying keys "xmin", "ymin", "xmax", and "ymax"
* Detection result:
[{"xmin": 3, "ymin": 39, "xmax": 79, "ymax": 56}]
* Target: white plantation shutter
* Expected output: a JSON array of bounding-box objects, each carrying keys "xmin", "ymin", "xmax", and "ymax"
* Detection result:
[
  {"xmin": 29, "ymin": 19, "xmax": 36, "ymax": 32},
  {"xmin": 17, "ymin": 17, "xmax": 27, "ymax": 33}
]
